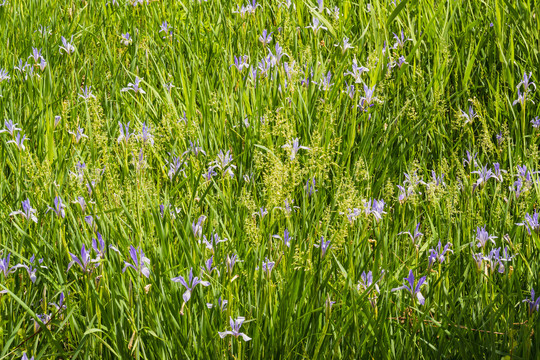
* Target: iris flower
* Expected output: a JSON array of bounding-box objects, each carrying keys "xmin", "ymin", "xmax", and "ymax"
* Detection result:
[
  {"xmin": 122, "ymin": 246, "xmax": 151, "ymax": 278},
  {"xmin": 10, "ymin": 199, "xmax": 38, "ymax": 223},
  {"xmin": 172, "ymin": 267, "xmax": 210, "ymax": 303},
  {"xmin": 0, "ymin": 119, "xmax": 21, "ymax": 137},
  {"xmin": 121, "ymin": 76, "xmax": 146, "ymax": 94},
  {"xmin": 398, "ymin": 223, "xmax": 423, "ymax": 246},
  {"xmin": 218, "ymin": 317, "xmax": 252, "ymax": 341},
  {"xmin": 391, "ymin": 270, "xmax": 427, "ymax": 305}
]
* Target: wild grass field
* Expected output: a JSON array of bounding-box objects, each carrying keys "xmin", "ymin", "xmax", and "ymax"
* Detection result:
[{"xmin": 0, "ymin": 0, "xmax": 540, "ymax": 358}]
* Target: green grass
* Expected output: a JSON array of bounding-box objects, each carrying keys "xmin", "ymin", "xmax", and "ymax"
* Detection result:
[{"xmin": 1, "ymin": 0, "xmax": 540, "ymax": 358}]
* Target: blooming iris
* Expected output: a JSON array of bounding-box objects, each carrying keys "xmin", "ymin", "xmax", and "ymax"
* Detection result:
[
  {"xmin": 10, "ymin": 199, "xmax": 38, "ymax": 223},
  {"xmin": 428, "ymin": 241, "xmax": 453, "ymax": 267},
  {"xmin": 121, "ymin": 76, "xmax": 146, "ymax": 94},
  {"xmin": 475, "ymin": 226, "xmax": 497, "ymax": 248},
  {"xmin": 122, "ymin": 246, "xmax": 151, "ymax": 278},
  {"xmin": 391, "ymin": 270, "xmax": 427, "ymax": 305},
  {"xmin": 398, "ymin": 223, "xmax": 423, "ymax": 246},
  {"xmin": 218, "ymin": 317, "xmax": 252, "ymax": 341},
  {"xmin": 314, "ymin": 236, "xmax": 331, "ymax": 257},
  {"xmin": 172, "ymin": 267, "xmax": 210, "ymax": 302}
]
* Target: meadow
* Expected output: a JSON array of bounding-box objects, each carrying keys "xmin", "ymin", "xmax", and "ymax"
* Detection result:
[{"xmin": 0, "ymin": 0, "xmax": 540, "ymax": 358}]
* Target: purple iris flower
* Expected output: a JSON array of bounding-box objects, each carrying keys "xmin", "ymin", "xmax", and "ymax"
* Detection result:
[
  {"xmin": 0, "ymin": 253, "xmax": 20, "ymax": 278},
  {"xmin": 192, "ymin": 215, "xmax": 207, "ymax": 238},
  {"xmin": 121, "ymin": 76, "xmax": 146, "ymax": 94},
  {"xmin": 70, "ymin": 162, "xmax": 86, "ymax": 183},
  {"xmin": 92, "ymin": 232, "xmax": 119, "ymax": 258},
  {"xmin": 513, "ymin": 88, "xmax": 528, "ymax": 107},
  {"xmin": 510, "ymin": 178, "xmax": 524, "ymax": 199},
  {"xmin": 343, "ymin": 81, "xmax": 355, "ymax": 100},
  {"xmin": 393, "ymin": 30, "xmax": 412, "ymax": 49},
  {"xmin": 17, "ymin": 255, "xmax": 45, "ymax": 283},
  {"xmin": 59, "ymin": 36, "xmax": 75, "ymax": 54},
  {"xmin": 492, "ymin": 163, "xmax": 506, "ymax": 181},
  {"xmin": 472, "ymin": 252, "xmax": 484, "ymax": 270},
  {"xmin": 282, "ymin": 138, "xmax": 309, "ymax": 160},
  {"xmin": 28, "ymin": 48, "xmax": 42, "ymax": 63},
  {"xmin": 166, "ymin": 154, "xmax": 186, "ymax": 180},
  {"xmin": 49, "ymin": 292, "xmax": 66, "ymax": 312},
  {"xmin": 46, "ymin": 196, "xmax": 66, "ymax": 218},
  {"xmin": 267, "ymin": 42, "xmax": 288, "ymax": 66},
  {"xmin": 257, "ymin": 57, "xmax": 272, "ymax": 77},
  {"xmin": 306, "ymin": 17, "xmax": 327, "ymax": 34},
  {"xmin": 344, "ymin": 59, "xmax": 369, "ymax": 83},
  {"xmin": 172, "ymin": 267, "xmax": 210, "ymax": 302},
  {"xmin": 116, "ymin": 121, "xmax": 132, "ymax": 144},
  {"xmin": 257, "ymin": 258, "xmax": 275, "ymax": 275},
  {"xmin": 365, "ymin": 199, "xmax": 386, "ymax": 222},
  {"xmin": 230, "ymin": 55, "xmax": 249, "ymax": 72},
  {"xmin": 207, "ymin": 297, "xmax": 228, "ymax": 311},
  {"xmin": 253, "ymin": 207, "xmax": 268, "ymax": 219},
  {"xmin": 428, "ymin": 241, "xmax": 453, "ymax": 267},
  {"xmin": 278, "ymin": 198, "xmax": 299, "ymax": 215},
  {"xmin": 68, "ymin": 126, "xmax": 89, "ymax": 143},
  {"xmin": 426, "ymin": 170, "xmax": 446, "ymax": 188},
  {"xmin": 358, "ymin": 270, "xmax": 383, "ymax": 307},
  {"xmin": 201, "ymin": 256, "xmax": 220, "ymax": 276},
  {"xmin": 121, "ymin": 33, "xmax": 132, "ymax": 46},
  {"xmin": 38, "ymin": 57, "xmax": 47, "ymax": 71},
  {"xmin": 21, "ymin": 353, "xmax": 34, "ymax": 360},
  {"xmin": 79, "ymin": 86, "xmax": 96, "ymax": 100},
  {"xmin": 472, "ymin": 165, "xmax": 497, "ymax": 191},
  {"xmin": 84, "ymin": 215, "xmax": 94, "ymax": 226},
  {"xmin": 185, "ymin": 140, "xmax": 206, "ymax": 157},
  {"xmin": 463, "ymin": 150, "xmax": 478, "ymax": 168},
  {"xmin": 496, "ymin": 131, "xmax": 504, "ymax": 144},
  {"xmin": 211, "ymin": 150, "xmax": 236, "ymax": 177},
  {"xmin": 396, "ymin": 184, "xmax": 414, "ymax": 203},
  {"xmin": 517, "ymin": 211, "xmax": 540, "ymax": 235},
  {"xmin": 0, "ymin": 68, "xmax": 10, "ymax": 82},
  {"xmin": 122, "ymin": 246, "xmax": 151, "ymax": 278},
  {"xmin": 201, "ymin": 231, "xmax": 227, "ymax": 251},
  {"xmin": 202, "ymin": 165, "xmax": 217, "ymax": 181},
  {"xmin": 358, "ymin": 84, "xmax": 378, "ymax": 111},
  {"xmin": 163, "ymin": 81, "xmax": 175, "ymax": 92},
  {"xmin": 314, "ymin": 236, "xmax": 331, "ymax": 257},
  {"xmin": 159, "ymin": 21, "xmax": 173, "ymax": 39},
  {"xmin": 516, "ymin": 71, "xmax": 536, "ymax": 93},
  {"xmin": 272, "ymin": 228, "xmax": 292, "ymax": 247},
  {"xmin": 219, "ymin": 317, "xmax": 252, "ymax": 341},
  {"xmin": 391, "ymin": 270, "xmax": 427, "ymax": 305},
  {"xmin": 306, "ymin": 177, "xmax": 317, "ymax": 197},
  {"xmin": 315, "ymin": 71, "xmax": 334, "ymax": 91},
  {"xmin": 523, "ymin": 288, "xmax": 540, "ymax": 315},
  {"xmin": 10, "ymin": 199, "xmax": 38, "ymax": 223},
  {"xmin": 138, "ymin": 122, "xmax": 154, "ymax": 145},
  {"xmin": 73, "ymin": 196, "xmax": 87, "ymax": 212},
  {"xmin": 483, "ymin": 247, "xmax": 514, "ymax": 273},
  {"xmin": 475, "ymin": 226, "xmax": 497, "ymax": 248},
  {"xmin": 14, "ymin": 59, "xmax": 29, "ymax": 73},
  {"xmin": 0, "ymin": 119, "xmax": 21, "ymax": 137},
  {"xmin": 459, "ymin": 105, "xmax": 477, "ymax": 125},
  {"xmin": 259, "ymin": 29, "xmax": 273, "ymax": 45},
  {"xmin": 530, "ymin": 116, "xmax": 540, "ymax": 128},
  {"xmin": 67, "ymin": 244, "xmax": 99, "ymax": 273},
  {"xmin": 335, "ymin": 37, "xmax": 354, "ymax": 54},
  {"xmin": 398, "ymin": 223, "xmax": 423, "ymax": 246},
  {"xmin": 226, "ymin": 254, "xmax": 239, "ymax": 274},
  {"xmin": 7, "ymin": 132, "xmax": 29, "ymax": 151}
]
